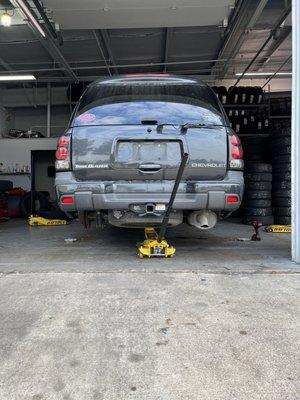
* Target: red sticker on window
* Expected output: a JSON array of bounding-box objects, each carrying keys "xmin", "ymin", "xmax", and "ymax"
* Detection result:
[{"xmin": 77, "ymin": 113, "xmax": 96, "ymax": 123}]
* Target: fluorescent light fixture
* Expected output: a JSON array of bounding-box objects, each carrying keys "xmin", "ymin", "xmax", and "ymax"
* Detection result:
[
  {"xmin": 1, "ymin": 12, "xmax": 12, "ymax": 27},
  {"xmin": 0, "ymin": 74, "xmax": 36, "ymax": 81},
  {"xmin": 14, "ymin": 0, "xmax": 46, "ymax": 37},
  {"xmin": 235, "ymin": 72, "xmax": 292, "ymax": 76}
]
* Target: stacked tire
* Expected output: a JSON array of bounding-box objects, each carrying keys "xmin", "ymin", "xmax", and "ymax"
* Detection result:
[
  {"xmin": 241, "ymin": 136, "xmax": 270, "ymax": 164},
  {"xmin": 243, "ymin": 163, "xmax": 274, "ymax": 225},
  {"xmin": 271, "ymin": 127, "xmax": 291, "ymax": 225}
]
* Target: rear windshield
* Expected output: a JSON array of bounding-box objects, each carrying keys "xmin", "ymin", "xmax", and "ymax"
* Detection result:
[{"xmin": 73, "ymin": 81, "xmax": 224, "ymax": 126}]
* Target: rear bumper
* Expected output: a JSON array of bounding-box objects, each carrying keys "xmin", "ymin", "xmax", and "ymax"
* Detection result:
[{"xmin": 55, "ymin": 171, "xmax": 244, "ymax": 212}]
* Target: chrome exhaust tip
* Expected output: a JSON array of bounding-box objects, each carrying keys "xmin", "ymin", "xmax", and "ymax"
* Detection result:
[{"xmin": 187, "ymin": 210, "xmax": 218, "ymax": 230}]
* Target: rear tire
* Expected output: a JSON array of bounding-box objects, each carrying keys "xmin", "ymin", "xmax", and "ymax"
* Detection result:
[
  {"xmin": 244, "ymin": 163, "xmax": 272, "ymax": 173},
  {"xmin": 273, "ymin": 155, "xmax": 291, "ymax": 164},
  {"xmin": 246, "ymin": 181, "xmax": 272, "ymax": 191},
  {"xmin": 244, "ymin": 199, "xmax": 271, "ymax": 208},
  {"xmin": 20, "ymin": 191, "xmax": 51, "ymax": 217},
  {"xmin": 244, "ymin": 207, "xmax": 273, "ymax": 216},
  {"xmin": 274, "ymin": 216, "xmax": 291, "ymax": 225},
  {"xmin": 272, "ymin": 197, "xmax": 291, "ymax": 207},
  {"xmin": 244, "ymin": 173, "xmax": 272, "ymax": 182},
  {"xmin": 273, "ymin": 207, "xmax": 291, "ymax": 216},
  {"xmin": 272, "ymin": 181, "xmax": 291, "ymax": 190},
  {"xmin": 273, "ymin": 163, "xmax": 291, "ymax": 173},
  {"xmin": 244, "ymin": 190, "xmax": 271, "ymax": 200},
  {"xmin": 273, "ymin": 172, "xmax": 291, "ymax": 181}
]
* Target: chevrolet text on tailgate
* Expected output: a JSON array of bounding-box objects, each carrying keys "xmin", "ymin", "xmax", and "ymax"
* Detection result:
[{"xmin": 55, "ymin": 74, "xmax": 244, "ymax": 230}]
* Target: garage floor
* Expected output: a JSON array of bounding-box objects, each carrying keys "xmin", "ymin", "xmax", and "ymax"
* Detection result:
[{"xmin": 0, "ymin": 220, "xmax": 299, "ymax": 399}]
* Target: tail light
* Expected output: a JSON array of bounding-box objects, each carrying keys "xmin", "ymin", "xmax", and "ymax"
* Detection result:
[
  {"xmin": 56, "ymin": 147, "xmax": 69, "ymax": 160},
  {"xmin": 55, "ymin": 129, "xmax": 71, "ymax": 170},
  {"xmin": 226, "ymin": 195, "xmax": 239, "ymax": 204},
  {"xmin": 229, "ymin": 133, "xmax": 244, "ymax": 170},
  {"xmin": 61, "ymin": 196, "xmax": 74, "ymax": 204}
]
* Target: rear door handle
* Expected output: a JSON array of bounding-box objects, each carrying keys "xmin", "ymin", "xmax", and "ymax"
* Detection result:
[{"xmin": 138, "ymin": 163, "xmax": 162, "ymax": 173}]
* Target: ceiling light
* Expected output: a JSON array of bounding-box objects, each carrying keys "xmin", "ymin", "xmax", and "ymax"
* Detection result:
[
  {"xmin": 235, "ymin": 72, "xmax": 292, "ymax": 76},
  {"xmin": 1, "ymin": 12, "xmax": 11, "ymax": 27},
  {"xmin": 14, "ymin": 0, "xmax": 46, "ymax": 37},
  {"xmin": 0, "ymin": 74, "xmax": 36, "ymax": 81}
]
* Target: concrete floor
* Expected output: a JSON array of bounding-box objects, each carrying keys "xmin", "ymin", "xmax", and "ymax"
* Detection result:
[{"xmin": 0, "ymin": 219, "xmax": 299, "ymax": 400}]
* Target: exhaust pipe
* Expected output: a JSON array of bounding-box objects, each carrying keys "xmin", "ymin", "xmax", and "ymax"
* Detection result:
[{"xmin": 188, "ymin": 210, "xmax": 217, "ymax": 230}]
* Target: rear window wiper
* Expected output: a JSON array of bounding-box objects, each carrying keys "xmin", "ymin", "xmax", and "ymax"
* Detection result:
[
  {"xmin": 156, "ymin": 123, "xmax": 180, "ymax": 133},
  {"xmin": 154, "ymin": 122, "xmax": 229, "ymax": 134},
  {"xmin": 180, "ymin": 123, "xmax": 228, "ymax": 134}
]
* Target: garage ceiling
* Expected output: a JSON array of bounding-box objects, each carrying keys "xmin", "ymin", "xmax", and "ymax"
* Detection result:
[
  {"xmin": 0, "ymin": 0, "xmax": 292, "ymax": 85},
  {"xmin": 42, "ymin": 0, "xmax": 236, "ymax": 29}
]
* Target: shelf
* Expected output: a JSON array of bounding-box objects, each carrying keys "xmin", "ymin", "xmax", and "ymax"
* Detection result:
[
  {"xmin": 0, "ymin": 172, "xmax": 30, "ymax": 175},
  {"xmin": 238, "ymin": 134, "xmax": 269, "ymax": 137},
  {"xmin": 223, "ymin": 103, "xmax": 267, "ymax": 108},
  {"xmin": 269, "ymin": 115, "xmax": 291, "ymax": 119}
]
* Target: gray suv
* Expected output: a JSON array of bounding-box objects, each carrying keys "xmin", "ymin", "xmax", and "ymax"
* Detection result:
[{"xmin": 55, "ymin": 75, "xmax": 244, "ymax": 230}]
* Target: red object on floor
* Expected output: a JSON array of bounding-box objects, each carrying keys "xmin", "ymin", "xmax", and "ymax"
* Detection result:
[
  {"xmin": 0, "ymin": 199, "xmax": 9, "ymax": 222},
  {"xmin": 7, "ymin": 188, "xmax": 27, "ymax": 196},
  {"xmin": 6, "ymin": 188, "xmax": 27, "ymax": 217}
]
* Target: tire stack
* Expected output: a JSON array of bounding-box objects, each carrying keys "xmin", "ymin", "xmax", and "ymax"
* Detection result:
[
  {"xmin": 271, "ymin": 127, "xmax": 291, "ymax": 225},
  {"xmin": 241, "ymin": 136, "xmax": 270, "ymax": 164},
  {"xmin": 242, "ymin": 163, "xmax": 274, "ymax": 225}
]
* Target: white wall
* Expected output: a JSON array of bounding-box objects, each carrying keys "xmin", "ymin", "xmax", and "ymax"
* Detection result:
[{"xmin": 0, "ymin": 138, "xmax": 57, "ymax": 189}]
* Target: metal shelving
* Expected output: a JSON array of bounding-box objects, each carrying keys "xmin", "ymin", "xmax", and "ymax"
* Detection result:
[
  {"xmin": 223, "ymin": 103, "xmax": 267, "ymax": 108},
  {"xmin": 238, "ymin": 133, "xmax": 269, "ymax": 137},
  {"xmin": 269, "ymin": 115, "xmax": 291, "ymax": 119},
  {"xmin": 0, "ymin": 172, "xmax": 30, "ymax": 176}
]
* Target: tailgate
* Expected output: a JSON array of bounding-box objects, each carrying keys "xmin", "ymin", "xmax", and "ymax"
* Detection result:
[{"xmin": 71, "ymin": 125, "xmax": 228, "ymax": 181}]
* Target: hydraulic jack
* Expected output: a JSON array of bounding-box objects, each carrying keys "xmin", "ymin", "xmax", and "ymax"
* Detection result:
[{"xmin": 138, "ymin": 153, "xmax": 189, "ymax": 258}]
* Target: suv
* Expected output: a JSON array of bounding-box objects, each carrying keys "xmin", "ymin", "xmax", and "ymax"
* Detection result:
[{"xmin": 55, "ymin": 75, "xmax": 244, "ymax": 230}]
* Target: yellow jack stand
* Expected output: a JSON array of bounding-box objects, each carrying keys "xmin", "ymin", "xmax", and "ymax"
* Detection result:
[
  {"xmin": 265, "ymin": 225, "xmax": 291, "ymax": 233},
  {"xmin": 138, "ymin": 227, "xmax": 176, "ymax": 258},
  {"xmin": 28, "ymin": 215, "xmax": 68, "ymax": 226}
]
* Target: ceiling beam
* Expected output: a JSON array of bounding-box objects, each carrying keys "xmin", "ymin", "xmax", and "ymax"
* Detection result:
[
  {"xmin": 93, "ymin": 30, "xmax": 112, "ymax": 76},
  {"xmin": 212, "ymin": 0, "xmax": 269, "ymax": 79},
  {"xmin": 229, "ymin": 3, "xmax": 292, "ymax": 90},
  {"xmin": 0, "ymin": 58, "xmax": 231, "ymax": 76},
  {"xmin": 262, "ymin": 54, "xmax": 292, "ymax": 88},
  {"xmin": 163, "ymin": 27, "xmax": 173, "ymax": 72},
  {"xmin": 255, "ymin": 26, "xmax": 292, "ymax": 70},
  {"xmin": 10, "ymin": 0, "xmax": 78, "ymax": 82},
  {"xmin": 39, "ymin": 39, "xmax": 78, "ymax": 81},
  {"xmin": 99, "ymin": 29, "xmax": 118, "ymax": 74}
]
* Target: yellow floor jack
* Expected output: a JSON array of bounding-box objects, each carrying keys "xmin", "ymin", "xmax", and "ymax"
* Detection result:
[
  {"xmin": 138, "ymin": 153, "xmax": 188, "ymax": 258},
  {"xmin": 28, "ymin": 215, "xmax": 68, "ymax": 226},
  {"xmin": 265, "ymin": 225, "xmax": 292, "ymax": 233},
  {"xmin": 27, "ymin": 150, "xmax": 68, "ymax": 227}
]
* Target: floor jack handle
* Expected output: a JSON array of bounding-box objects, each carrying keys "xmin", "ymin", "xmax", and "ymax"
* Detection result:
[{"xmin": 158, "ymin": 152, "xmax": 189, "ymax": 243}]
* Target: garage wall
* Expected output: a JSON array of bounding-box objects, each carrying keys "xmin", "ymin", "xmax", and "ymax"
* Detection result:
[
  {"xmin": 0, "ymin": 138, "xmax": 57, "ymax": 189},
  {"xmin": 0, "ymin": 78, "xmax": 292, "ymax": 139},
  {"xmin": 4, "ymin": 105, "xmax": 72, "ymax": 138}
]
